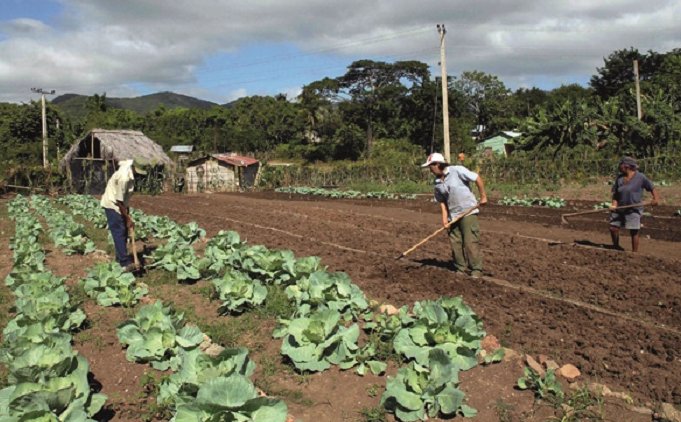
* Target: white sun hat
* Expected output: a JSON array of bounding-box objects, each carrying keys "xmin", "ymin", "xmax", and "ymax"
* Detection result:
[{"xmin": 421, "ymin": 152, "xmax": 448, "ymax": 167}]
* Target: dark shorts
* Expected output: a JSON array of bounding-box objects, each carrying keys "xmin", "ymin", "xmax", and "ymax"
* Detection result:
[{"xmin": 609, "ymin": 211, "xmax": 641, "ymax": 230}]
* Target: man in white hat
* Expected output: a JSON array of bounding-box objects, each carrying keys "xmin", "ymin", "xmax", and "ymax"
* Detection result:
[
  {"xmin": 422, "ymin": 153, "xmax": 488, "ymax": 278},
  {"xmin": 101, "ymin": 159, "xmax": 147, "ymax": 271}
]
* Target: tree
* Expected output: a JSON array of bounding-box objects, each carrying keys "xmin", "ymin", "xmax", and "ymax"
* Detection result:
[
  {"xmin": 452, "ymin": 71, "xmax": 511, "ymax": 137},
  {"xmin": 337, "ymin": 60, "xmax": 430, "ymax": 154},
  {"xmin": 589, "ymin": 48, "xmax": 663, "ymax": 99}
]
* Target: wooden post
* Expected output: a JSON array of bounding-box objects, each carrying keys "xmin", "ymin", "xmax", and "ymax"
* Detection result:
[
  {"xmin": 41, "ymin": 93, "xmax": 48, "ymax": 168},
  {"xmin": 634, "ymin": 60, "xmax": 642, "ymax": 120},
  {"xmin": 437, "ymin": 24, "xmax": 451, "ymax": 163}
]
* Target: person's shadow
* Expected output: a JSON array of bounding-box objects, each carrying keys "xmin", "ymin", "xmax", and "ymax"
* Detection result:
[{"xmin": 412, "ymin": 258, "xmax": 457, "ymax": 271}]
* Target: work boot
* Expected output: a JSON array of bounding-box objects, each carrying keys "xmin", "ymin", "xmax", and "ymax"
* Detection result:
[{"xmin": 470, "ymin": 270, "xmax": 482, "ymax": 279}]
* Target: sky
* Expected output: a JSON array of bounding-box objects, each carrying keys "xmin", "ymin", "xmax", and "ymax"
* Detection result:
[{"xmin": 0, "ymin": 0, "xmax": 679, "ymax": 104}]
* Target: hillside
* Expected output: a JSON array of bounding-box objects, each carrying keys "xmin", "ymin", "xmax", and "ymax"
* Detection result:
[{"xmin": 52, "ymin": 91, "xmax": 218, "ymax": 119}]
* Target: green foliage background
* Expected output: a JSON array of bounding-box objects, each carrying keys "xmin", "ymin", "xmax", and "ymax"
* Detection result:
[{"xmin": 1, "ymin": 47, "xmax": 680, "ymax": 189}]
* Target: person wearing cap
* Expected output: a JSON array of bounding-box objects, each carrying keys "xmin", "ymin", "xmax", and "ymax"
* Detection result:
[
  {"xmin": 609, "ymin": 156, "xmax": 660, "ymax": 252},
  {"xmin": 101, "ymin": 159, "xmax": 146, "ymax": 270},
  {"xmin": 422, "ymin": 152, "xmax": 488, "ymax": 278}
]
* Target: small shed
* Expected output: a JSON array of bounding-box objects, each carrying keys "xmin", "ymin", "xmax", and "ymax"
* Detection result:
[
  {"xmin": 476, "ymin": 131, "xmax": 521, "ymax": 157},
  {"xmin": 60, "ymin": 129, "xmax": 173, "ymax": 194},
  {"xmin": 185, "ymin": 153, "xmax": 260, "ymax": 193}
]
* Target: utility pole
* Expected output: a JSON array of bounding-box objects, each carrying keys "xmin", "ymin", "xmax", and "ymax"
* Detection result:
[
  {"xmin": 633, "ymin": 60, "xmax": 642, "ymax": 120},
  {"xmin": 31, "ymin": 88, "xmax": 56, "ymax": 168},
  {"xmin": 437, "ymin": 24, "xmax": 451, "ymax": 163}
]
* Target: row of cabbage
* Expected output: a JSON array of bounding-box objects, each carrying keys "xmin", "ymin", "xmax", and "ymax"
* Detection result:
[
  {"xmin": 2, "ymin": 196, "xmax": 106, "ymax": 421},
  {"xmin": 499, "ymin": 195, "xmax": 567, "ymax": 208},
  {"xmin": 30, "ymin": 195, "xmax": 97, "ymax": 255},
  {"xmin": 61, "ymin": 194, "xmax": 502, "ymax": 420},
  {"xmin": 276, "ymin": 186, "xmax": 417, "ymax": 200},
  {"xmin": 52, "ymin": 195, "xmax": 288, "ymax": 421}
]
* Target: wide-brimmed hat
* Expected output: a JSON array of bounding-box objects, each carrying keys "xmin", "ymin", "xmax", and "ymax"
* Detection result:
[
  {"xmin": 132, "ymin": 158, "xmax": 148, "ymax": 175},
  {"xmin": 421, "ymin": 152, "xmax": 448, "ymax": 168}
]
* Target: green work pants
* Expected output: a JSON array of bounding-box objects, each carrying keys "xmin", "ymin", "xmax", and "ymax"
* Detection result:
[{"xmin": 448, "ymin": 214, "xmax": 482, "ymax": 273}]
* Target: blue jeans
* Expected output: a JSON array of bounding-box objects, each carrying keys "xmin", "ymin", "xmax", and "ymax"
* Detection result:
[{"xmin": 104, "ymin": 208, "xmax": 132, "ymax": 266}]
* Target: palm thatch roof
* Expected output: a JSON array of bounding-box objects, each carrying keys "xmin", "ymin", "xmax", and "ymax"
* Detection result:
[{"xmin": 60, "ymin": 129, "xmax": 173, "ymax": 170}]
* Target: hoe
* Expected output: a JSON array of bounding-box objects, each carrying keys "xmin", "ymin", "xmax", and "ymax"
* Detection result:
[
  {"xmin": 396, "ymin": 204, "xmax": 479, "ymax": 260},
  {"xmin": 560, "ymin": 202, "xmax": 651, "ymax": 224}
]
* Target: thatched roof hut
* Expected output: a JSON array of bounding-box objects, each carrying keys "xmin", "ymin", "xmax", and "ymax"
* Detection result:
[{"xmin": 60, "ymin": 129, "xmax": 173, "ymax": 194}]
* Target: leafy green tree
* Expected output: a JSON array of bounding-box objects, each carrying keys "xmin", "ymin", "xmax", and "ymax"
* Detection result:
[
  {"xmin": 519, "ymin": 99, "xmax": 598, "ymax": 155},
  {"xmin": 590, "ymin": 48, "xmax": 664, "ymax": 99},
  {"xmin": 452, "ymin": 71, "xmax": 512, "ymax": 137}
]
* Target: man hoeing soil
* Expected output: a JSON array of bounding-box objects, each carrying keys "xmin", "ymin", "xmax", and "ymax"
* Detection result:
[
  {"xmin": 101, "ymin": 159, "xmax": 146, "ymax": 271},
  {"xmin": 423, "ymin": 153, "xmax": 488, "ymax": 278}
]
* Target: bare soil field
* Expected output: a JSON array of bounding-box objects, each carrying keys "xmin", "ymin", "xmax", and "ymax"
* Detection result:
[
  {"xmin": 132, "ymin": 192, "xmax": 681, "ymax": 410},
  {"xmin": 3, "ymin": 192, "xmax": 680, "ymax": 421}
]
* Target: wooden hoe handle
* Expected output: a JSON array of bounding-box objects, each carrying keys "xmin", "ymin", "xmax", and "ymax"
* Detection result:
[
  {"xmin": 561, "ymin": 201, "xmax": 651, "ymax": 219},
  {"xmin": 130, "ymin": 226, "xmax": 140, "ymax": 269},
  {"xmin": 396, "ymin": 204, "xmax": 479, "ymax": 260}
]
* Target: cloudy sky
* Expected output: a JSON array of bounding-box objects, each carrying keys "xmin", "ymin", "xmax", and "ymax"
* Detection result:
[{"xmin": 1, "ymin": 0, "xmax": 679, "ymax": 104}]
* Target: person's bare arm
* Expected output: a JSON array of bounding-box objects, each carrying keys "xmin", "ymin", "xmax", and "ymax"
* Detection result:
[
  {"xmin": 651, "ymin": 188, "xmax": 660, "ymax": 206},
  {"xmin": 440, "ymin": 202, "xmax": 449, "ymax": 227},
  {"xmin": 475, "ymin": 175, "xmax": 488, "ymax": 206}
]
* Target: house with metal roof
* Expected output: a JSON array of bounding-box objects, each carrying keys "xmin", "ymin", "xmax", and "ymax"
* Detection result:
[
  {"xmin": 184, "ymin": 153, "xmax": 260, "ymax": 193},
  {"xmin": 476, "ymin": 131, "xmax": 521, "ymax": 157}
]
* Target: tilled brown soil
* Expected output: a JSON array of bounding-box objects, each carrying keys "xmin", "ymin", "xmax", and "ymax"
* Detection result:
[{"xmin": 134, "ymin": 193, "xmax": 681, "ymax": 405}]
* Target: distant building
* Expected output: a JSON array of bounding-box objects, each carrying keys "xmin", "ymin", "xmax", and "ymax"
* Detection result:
[
  {"xmin": 185, "ymin": 153, "xmax": 260, "ymax": 193},
  {"xmin": 476, "ymin": 131, "xmax": 521, "ymax": 157},
  {"xmin": 60, "ymin": 129, "xmax": 173, "ymax": 194},
  {"xmin": 470, "ymin": 124, "xmax": 486, "ymax": 140},
  {"xmin": 170, "ymin": 145, "xmax": 194, "ymax": 155}
]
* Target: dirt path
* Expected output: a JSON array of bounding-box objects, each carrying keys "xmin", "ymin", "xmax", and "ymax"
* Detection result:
[{"xmin": 134, "ymin": 193, "xmax": 681, "ymax": 405}]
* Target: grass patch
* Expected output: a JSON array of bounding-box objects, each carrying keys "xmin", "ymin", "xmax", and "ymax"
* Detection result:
[
  {"xmin": 142, "ymin": 269, "xmax": 177, "ymax": 287},
  {"xmin": 358, "ymin": 406, "xmax": 387, "ymax": 422},
  {"xmin": 68, "ymin": 281, "xmax": 89, "ymax": 307},
  {"xmin": 553, "ymin": 386, "xmax": 605, "ymax": 421},
  {"xmin": 199, "ymin": 313, "xmax": 262, "ymax": 348},
  {"xmin": 137, "ymin": 372, "xmax": 173, "ymax": 422},
  {"xmin": 254, "ymin": 285, "xmax": 292, "ymax": 319}
]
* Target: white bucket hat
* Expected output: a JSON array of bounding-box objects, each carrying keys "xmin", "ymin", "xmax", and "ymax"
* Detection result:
[{"xmin": 421, "ymin": 152, "xmax": 448, "ymax": 167}]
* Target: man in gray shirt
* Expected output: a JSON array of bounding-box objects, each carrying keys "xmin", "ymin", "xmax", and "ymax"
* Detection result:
[{"xmin": 422, "ymin": 153, "xmax": 488, "ymax": 278}]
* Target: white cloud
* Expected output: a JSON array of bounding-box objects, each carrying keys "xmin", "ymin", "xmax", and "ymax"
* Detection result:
[{"xmin": 0, "ymin": 0, "xmax": 679, "ymax": 102}]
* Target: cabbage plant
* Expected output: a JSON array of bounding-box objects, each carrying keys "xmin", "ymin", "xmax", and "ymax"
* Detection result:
[
  {"xmin": 393, "ymin": 297, "xmax": 485, "ymax": 371},
  {"xmin": 82, "ymin": 262, "xmax": 148, "ymax": 307},
  {"xmin": 212, "ymin": 270, "xmax": 267, "ymax": 314},
  {"xmin": 171, "ymin": 374, "xmax": 287, "ymax": 422},
  {"xmin": 284, "ymin": 271, "xmax": 368, "ymax": 319},
  {"xmin": 117, "ymin": 301, "xmax": 205, "ymax": 370},
  {"xmin": 203, "ymin": 230, "xmax": 245, "ymax": 276},
  {"xmin": 0, "ymin": 354, "xmax": 106, "ymax": 422},
  {"xmin": 275, "ymin": 309, "xmax": 360, "ymax": 372},
  {"xmin": 146, "ymin": 241, "xmax": 207, "ymax": 281},
  {"xmin": 381, "ymin": 349, "xmax": 476, "ymax": 421},
  {"xmin": 158, "ymin": 347, "xmax": 255, "ymax": 407}
]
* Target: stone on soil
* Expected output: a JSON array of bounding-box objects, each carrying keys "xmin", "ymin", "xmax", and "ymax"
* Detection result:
[
  {"xmin": 378, "ymin": 304, "xmax": 399, "ymax": 315},
  {"xmin": 558, "ymin": 364, "xmax": 581, "ymax": 382},
  {"xmin": 659, "ymin": 403, "xmax": 681, "ymax": 422},
  {"xmin": 481, "ymin": 335, "xmax": 501, "ymax": 352},
  {"xmin": 525, "ymin": 354, "xmax": 545, "ymax": 376}
]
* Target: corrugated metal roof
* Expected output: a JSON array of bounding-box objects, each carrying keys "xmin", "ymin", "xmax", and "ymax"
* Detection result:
[
  {"xmin": 212, "ymin": 153, "xmax": 259, "ymax": 167},
  {"xmin": 171, "ymin": 145, "xmax": 194, "ymax": 153}
]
